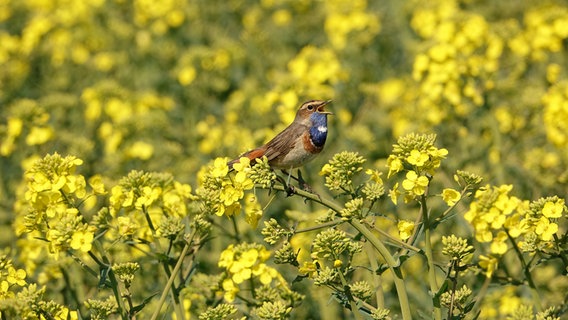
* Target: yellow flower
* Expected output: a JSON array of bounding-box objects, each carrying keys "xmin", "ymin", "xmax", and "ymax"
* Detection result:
[
  {"xmin": 402, "ymin": 170, "xmax": 429, "ymax": 196},
  {"xmin": 177, "ymin": 66, "xmax": 196, "ymax": 86},
  {"xmin": 299, "ymin": 261, "xmax": 318, "ymax": 276},
  {"xmin": 244, "ymin": 194, "xmax": 263, "ymax": 228},
  {"xmin": 319, "ymin": 163, "xmax": 332, "ymax": 176},
  {"xmin": 407, "ymin": 149, "xmax": 429, "ymax": 167},
  {"xmin": 442, "ymin": 188, "xmax": 461, "ymax": 206},
  {"xmin": 6, "ymin": 117, "xmax": 23, "ymax": 137},
  {"xmin": 389, "ymin": 183, "xmax": 400, "ymax": 205},
  {"xmin": 135, "ymin": 186, "xmax": 161, "ymax": 209},
  {"xmin": 126, "ymin": 141, "xmax": 154, "ymax": 160},
  {"xmin": 211, "ymin": 157, "xmax": 229, "ymax": 178},
  {"xmin": 253, "ymin": 264, "xmax": 278, "ymax": 285},
  {"xmin": 7, "ymin": 267, "xmax": 26, "ymax": 286},
  {"xmin": 365, "ymin": 169, "xmax": 383, "ymax": 184},
  {"xmin": 479, "ymin": 255, "xmax": 498, "ymax": 278},
  {"xmin": 25, "ymin": 126, "xmax": 54, "ymax": 145},
  {"xmin": 542, "ymin": 200, "xmax": 564, "ymax": 218},
  {"xmin": 490, "ymin": 231, "xmax": 508, "ymax": 255},
  {"xmin": 397, "ymin": 220, "xmax": 415, "ymax": 240},
  {"xmin": 70, "ymin": 230, "xmax": 94, "ymax": 252},
  {"xmin": 386, "ymin": 155, "xmax": 403, "ymax": 178},
  {"xmin": 232, "ymin": 157, "xmax": 251, "ymax": 172},
  {"xmin": 534, "ymin": 216, "xmax": 558, "ymax": 241},
  {"xmin": 117, "ymin": 216, "xmax": 138, "ymax": 236},
  {"xmin": 239, "ymin": 249, "xmax": 259, "ymax": 268},
  {"xmin": 88, "ymin": 175, "xmax": 106, "ymax": 195},
  {"xmin": 222, "ymin": 278, "xmax": 239, "ymax": 302},
  {"xmin": 218, "ymin": 245, "xmax": 235, "ymax": 268}
]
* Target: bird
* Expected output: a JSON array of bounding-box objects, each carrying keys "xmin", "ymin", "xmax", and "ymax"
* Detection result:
[{"xmin": 228, "ymin": 100, "xmax": 332, "ymax": 173}]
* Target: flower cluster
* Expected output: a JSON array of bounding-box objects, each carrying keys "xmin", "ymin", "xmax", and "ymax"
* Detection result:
[
  {"xmin": 509, "ymin": 5, "xmax": 568, "ymax": 61},
  {"xmin": 440, "ymin": 285, "xmax": 472, "ymax": 316},
  {"xmin": 0, "ymin": 283, "xmax": 78, "ymax": 319},
  {"xmin": 198, "ymin": 303, "xmax": 237, "ymax": 320},
  {"xmin": 441, "ymin": 235, "xmax": 474, "ymax": 264},
  {"xmin": 109, "ymin": 170, "xmax": 194, "ymax": 242},
  {"xmin": 85, "ymin": 297, "xmax": 117, "ymax": 320},
  {"xmin": 19, "ymin": 153, "xmax": 95, "ymax": 256},
  {"xmin": 248, "ymin": 157, "xmax": 277, "ymax": 188},
  {"xmin": 340, "ymin": 198, "xmax": 365, "ymax": 220},
  {"xmin": 323, "ymin": 0, "xmax": 381, "ymax": 50},
  {"xmin": 0, "ymin": 255, "xmax": 27, "ymax": 301},
  {"xmin": 465, "ymin": 185, "xmax": 566, "ymax": 256},
  {"xmin": 253, "ymin": 300, "xmax": 292, "ymax": 320},
  {"xmin": 410, "ymin": 0, "xmax": 499, "ymax": 121},
  {"xmin": 196, "ymin": 157, "xmax": 256, "ymax": 220},
  {"xmin": 542, "ymin": 80, "xmax": 568, "ymax": 148},
  {"xmin": 387, "ymin": 133, "xmax": 448, "ymax": 202},
  {"xmin": 361, "ymin": 169, "xmax": 385, "ymax": 202},
  {"xmin": 320, "ymin": 151, "xmax": 366, "ymax": 193},
  {"xmin": 518, "ymin": 196, "xmax": 566, "ymax": 252},
  {"xmin": 112, "ymin": 262, "xmax": 140, "ymax": 287},
  {"xmin": 464, "ymin": 185, "xmax": 522, "ymax": 254},
  {"xmin": 311, "ymin": 228, "xmax": 362, "ymax": 268},
  {"xmin": 218, "ymin": 243, "xmax": 284, "ymax": 302},
  {"xmin": 0, "ymin": 100, "xmax": 54, "ymax": 156},
  {"xmin": 261, "ymin": 218, "xmax": 292, "ymax": 245}
]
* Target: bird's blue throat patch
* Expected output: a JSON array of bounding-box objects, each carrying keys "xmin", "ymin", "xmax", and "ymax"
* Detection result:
[{"xmin": 309, "ymin": 113, "xmax": 328, "ymax": 148}]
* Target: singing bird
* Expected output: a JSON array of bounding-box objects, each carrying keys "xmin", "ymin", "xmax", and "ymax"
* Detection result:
[{"xmin": 228, "ymin": 100, "xmax": 332, "ymax": 171}]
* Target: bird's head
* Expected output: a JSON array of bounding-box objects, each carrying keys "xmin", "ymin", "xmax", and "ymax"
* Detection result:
[{"xmin": 295, "ymin": 100, "xmax": 332, "ymax": 121}]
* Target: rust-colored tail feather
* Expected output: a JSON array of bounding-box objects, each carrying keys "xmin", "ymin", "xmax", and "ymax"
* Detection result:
[{"xmin": 227, "ymin": 147, "xmax": 267, "ymax": 168}]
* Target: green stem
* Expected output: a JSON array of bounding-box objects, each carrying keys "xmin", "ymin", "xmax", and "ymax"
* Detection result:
[
  {"xmin": 350, "ymin": 220, "xmax": 411, "ymax": 320},
  {"xmin": 294, "ymin": 220, "xmax": 343, "ymax": 233},
  {"xmin": 466, "ymin": 275, "xmax": 491, "ymax": 320},
  {"xmin": 420, "ymin": 194, "xmax": 442, "ymax": 320},
  {"xmin": 268, "ymin": 184, "xmax": 412, "ymax": 319},
  {"xmin": 365, "ymin": 243, "xmax": 385, "ymax": 309},
  {"xmin": 150, "ymin": 238, "xmax": 193, "ymax": 320},
  {"xmin": 337, "ymin": 268, "xmax": 363, "ymax": 320},
  {"xmin": 506, "ymin": 230, "xmax": 542, "ymax": 311},
  {"xmin": 92, "ymin": 240, "xmax": 128, "ymax": 319}
]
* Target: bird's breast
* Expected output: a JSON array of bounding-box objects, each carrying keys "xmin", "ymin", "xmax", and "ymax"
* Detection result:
[{"xmin": 308, "ymin": 113, "xmax": 328, "ymax": 148}]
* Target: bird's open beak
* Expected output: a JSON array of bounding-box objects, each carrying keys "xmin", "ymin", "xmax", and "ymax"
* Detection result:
[{"xmin": 317, "ymin": 100, "xmax": 333, "ymax": 115}]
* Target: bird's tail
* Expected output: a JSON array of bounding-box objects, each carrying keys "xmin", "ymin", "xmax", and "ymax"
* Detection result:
[{"xmin": 227, "ymin": 147, "xmax": 266, "ymax": 170}]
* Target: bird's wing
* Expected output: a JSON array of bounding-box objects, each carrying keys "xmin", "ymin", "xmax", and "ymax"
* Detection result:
[
  {"xmin": 228, "ymin": 122, "xmax": 307, "ymax": 168},
  {"xmin": 261, "ymin": 122, "xmax": 307, "ymax": 161}
]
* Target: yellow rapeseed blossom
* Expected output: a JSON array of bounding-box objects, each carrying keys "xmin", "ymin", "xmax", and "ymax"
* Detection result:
[
  {"xmin": 542, "ymin": 80, "xmax": 568, "ymax": 148},
  {"xmin": 397, "ymin": 220, "xmax": 415, "ymax": 240},
  {"xmin": 244, "ymin": 194, "xmax": 263, "ymax": 229},
  {"xmin": 218, "ymin": 243, "xmax": 282, "ymax": 302},
  {"xmin": 479, "ymin": 255, "xmax": 498, "ymax": 278},
  {"xmin": 407, "ymin": 149, "xmax": 429, "ymax": 167},
  {"xmin": 389, "ymin": 182, "xmax": 401, "ymax": 205},
  {"xmin": 542, "ymin": 200, "xmax": 564, "ymax": 218},
  {"xmin": 441, "ymin": 188, "xmax": 461, "ymax": 206},
  {"xmin": 402, "ymin": 170, "xmax": 429, "ymax": 196},
  {"xmin": 6, "ymin": 267, "xmax": 26, "ymax": 287},
  {"xmin": 25, "ymin": 126, "xmax": 54, "ymax": 146},
  {"xmin": 324, "ymin": 0, "xmax": 381, "ymax": 50},
  {"xmin": 70, "ymin": 230, "xmax": 94, "ymax": 252},
  {"xmin": 464, "ymin": 185, "xmax": 521, "ymax": 244},
  {"xmin": 88, "ymin": 175, "xmax": 106, "ymax": 195},
  {"xmin": 126, "ymin": 141, "xmax": 154, "ymax": 160},
  {"xmin": 177, "ymin": 66, "xmax": 197, "ymax": 86}
]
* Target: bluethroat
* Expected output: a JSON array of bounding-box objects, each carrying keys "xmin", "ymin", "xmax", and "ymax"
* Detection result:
[{"xmin": 229, "ymin": 100, "xmax": 332, "ymax": 191}]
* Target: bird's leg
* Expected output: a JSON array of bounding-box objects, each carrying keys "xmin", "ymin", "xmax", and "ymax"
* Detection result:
[
  {"xmin": 297, "ymin": 169, "xmax": 321, "ymax": 200},
  {"xmin": 278, "ymin": 170, "xmax": 295, "ymax": 196}
]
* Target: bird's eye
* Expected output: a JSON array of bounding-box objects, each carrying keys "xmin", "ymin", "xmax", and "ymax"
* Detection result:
[{"xmin": 307, "ymin": 105, "xmax": 314, "ymax": 111}]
